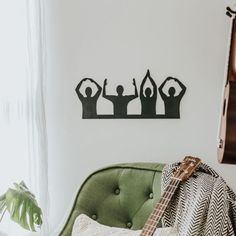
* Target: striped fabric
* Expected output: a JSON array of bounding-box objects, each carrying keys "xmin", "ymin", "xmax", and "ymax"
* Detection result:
[{"xmin": 161, "ymin": 162, "xmax": 236, "ymax": 236}]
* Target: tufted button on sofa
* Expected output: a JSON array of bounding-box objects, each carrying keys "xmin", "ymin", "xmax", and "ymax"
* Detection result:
[{"xmin": 59, "ymin": 162, "xmax": 165, "ymax": 236}]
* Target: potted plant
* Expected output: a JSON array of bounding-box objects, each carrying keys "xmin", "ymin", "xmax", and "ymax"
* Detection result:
[{"xmin": 0, "ymin": 181, "xmax": 43, "ymax": 232}]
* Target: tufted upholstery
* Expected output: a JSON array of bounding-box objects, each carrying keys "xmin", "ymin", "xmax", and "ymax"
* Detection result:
[{"xmin": 59, "ymin": 163, "xmax": 165, "ymax": 236}]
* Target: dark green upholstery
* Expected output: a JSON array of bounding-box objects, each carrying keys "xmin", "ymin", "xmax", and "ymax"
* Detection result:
[{"xmin": 59, "ymin": 163, "xmax": 165, "ymax": 236}]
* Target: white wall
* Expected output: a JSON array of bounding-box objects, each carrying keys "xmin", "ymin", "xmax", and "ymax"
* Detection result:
[{"xmin": 44, "ymin": 0, "xmax": 236, "ymax": 233}]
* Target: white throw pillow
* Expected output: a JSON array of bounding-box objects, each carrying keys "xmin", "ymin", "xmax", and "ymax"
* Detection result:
[{"xmin": 72, "ymin": 214, "xmax": 179, "ymax": 236}]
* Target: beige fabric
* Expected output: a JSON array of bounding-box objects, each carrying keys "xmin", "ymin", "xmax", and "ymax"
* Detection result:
[{"xmin": 72, "ymin": 214, "xmax": 179, "ymax": 236}]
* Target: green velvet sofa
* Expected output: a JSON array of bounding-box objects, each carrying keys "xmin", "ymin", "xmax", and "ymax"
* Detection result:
[{"xmin": 59, "ymin": 162, "xmax": 165, "ymax": 236}]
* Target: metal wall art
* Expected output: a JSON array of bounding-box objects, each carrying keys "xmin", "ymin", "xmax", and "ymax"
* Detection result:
[{"xmin": 75, "ymin": 70, "xmax": 186, "ymax": 119}]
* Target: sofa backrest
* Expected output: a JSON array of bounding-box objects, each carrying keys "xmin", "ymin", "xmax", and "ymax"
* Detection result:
[{"xmin": 59, "ymin": 162, "xmax": 165, "ymax": 236}]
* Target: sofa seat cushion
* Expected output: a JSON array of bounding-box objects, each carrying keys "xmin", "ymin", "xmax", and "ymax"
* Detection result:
[{"xmin": 71, "ymin": 214, "xmax": 178, "ymax": 236}]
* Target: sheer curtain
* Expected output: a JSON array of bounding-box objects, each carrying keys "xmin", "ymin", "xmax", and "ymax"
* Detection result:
[{"xmin": 0, "ymin": 0, "xmax": 49, "ymax": 235}]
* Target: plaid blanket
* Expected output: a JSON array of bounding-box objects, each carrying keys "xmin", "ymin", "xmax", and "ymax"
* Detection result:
[{"xmin": 161, "ymin": 162, "xmax": 236, "ymax": 236}]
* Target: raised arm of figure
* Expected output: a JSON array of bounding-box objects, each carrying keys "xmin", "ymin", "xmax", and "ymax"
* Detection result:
[
  {"xmin": 132, "ymin": 78, "xmax": 138, "ymax": 98},
  {"xmin": 140, "ymin": 73, "xmax": 149, "ymax": 98},
  {"xmin": 148, "ymin": 73, "xmax": 157, "ymax": 97},
  {"xmin": 75, "ymin": 78, "xmax": 87, "ymax": 99},
  {"xmin": 174, "ymin": 78, "xmax": 186, "ymax": 98},
  {"xmin": 159, "ymin": 77, "xmax": 171, "ymax": 100}
]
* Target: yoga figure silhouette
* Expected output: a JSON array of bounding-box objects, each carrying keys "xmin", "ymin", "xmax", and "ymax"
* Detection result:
[
  {"xmin": 103, "ymin": 78, "xmax": 138, "ymax": 117},
  {"xmin": 76, "ymin": 78, "xmax": 102, "ymax": 118},
  {"xmin": 140, "ymin": 70, "xmax": 157, "ymax": 117},
  {"xmin": 159, "ymin": 77, "xmax": 186, "ymax": 118}
]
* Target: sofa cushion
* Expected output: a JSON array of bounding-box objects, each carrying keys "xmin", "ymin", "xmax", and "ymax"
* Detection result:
[
  {"xmin": 71, "ymin": 214, "xmax": 178, "ymax": 236},
  {"xmin": 59, "ymin": 163, "xmax": 165, "ymax": 236}
]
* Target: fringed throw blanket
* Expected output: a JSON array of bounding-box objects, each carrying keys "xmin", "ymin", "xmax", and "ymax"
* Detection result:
[{"xmin": 161, "ymin": 162, "xmax": 236, "ymax": 236}]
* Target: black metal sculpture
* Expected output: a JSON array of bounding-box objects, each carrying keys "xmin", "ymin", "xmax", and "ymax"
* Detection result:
[
  {"xmin": 75, "ymin": 78, "xmax": 102, "ymax": 118},
  {"xmin": 140, "ymin": 69, "xmax": 157, "ymax": 117},
  {"xmin": 103, "ymin": 78, "xmax": 138, "ymax": 117},
  {"xmin": 75, "ymin": 70, "xmax": 187, "ymax": 119},
  {"xmin": 159, "ymin": 77, "xmax": 186, "ymax": 118}
]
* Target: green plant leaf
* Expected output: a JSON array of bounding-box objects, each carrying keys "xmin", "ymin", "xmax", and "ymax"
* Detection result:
[
  {"xmin": 13, "ymin": 181, "xmax": 35, "ymax": 198},
  {"xmin": 5, "ymin": 182, "xmax": 42, "ymax": 231},
  {"xmin": 0, "ymin": 194, "xmax": 6, "ymax": 214}
]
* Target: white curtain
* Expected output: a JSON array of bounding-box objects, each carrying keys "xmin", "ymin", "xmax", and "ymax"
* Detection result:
[{"xmin": 0, "ymin": 0, "xmax": 49, "ymax": 235}]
